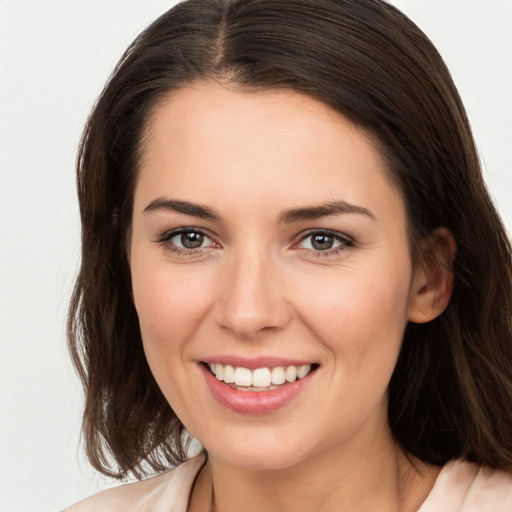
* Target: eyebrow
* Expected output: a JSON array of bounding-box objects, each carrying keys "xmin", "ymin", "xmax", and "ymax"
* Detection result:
[
  {"xmin": 143, "ymin": 198, "xmax": 375, "ymax": 223},
  {"xmin": 143, "ymin": 198, "xmax": 221, "ymax": 221},
  {"xmin": 277, "ymin": 201, "xmax": 376, "ymax": 223}
]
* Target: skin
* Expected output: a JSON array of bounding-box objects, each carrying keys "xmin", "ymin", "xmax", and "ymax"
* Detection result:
[{"xmin": 130, "ymin": 81, "xmax": 454, "ymax": 512}]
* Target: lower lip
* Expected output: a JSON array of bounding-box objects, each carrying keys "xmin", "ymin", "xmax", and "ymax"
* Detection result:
[{"xmin": 200, "ymin": 364, "xmax": 316, "ymax": 415}]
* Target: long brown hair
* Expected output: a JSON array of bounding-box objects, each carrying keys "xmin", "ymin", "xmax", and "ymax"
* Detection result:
[{"xmin": 68, "ymin": 0, "xmax": 512, "ymax": 478}]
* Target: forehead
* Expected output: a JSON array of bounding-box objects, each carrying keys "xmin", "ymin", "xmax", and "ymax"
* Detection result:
[
  {"xmin": 135, "ymin": 81, "xmax": 405, "ymax": 226},
  {"xmin": 141, "ymin": 83, "xmax": 357, "ymax": 170}
]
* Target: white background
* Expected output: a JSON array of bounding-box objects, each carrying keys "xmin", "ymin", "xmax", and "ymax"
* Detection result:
[{"xmin": 0, "ymin": 1, "xmax": 510, "ymax": 511}]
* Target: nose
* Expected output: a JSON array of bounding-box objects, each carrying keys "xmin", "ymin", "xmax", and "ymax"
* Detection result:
[{"xmin": 213, "ymin": 247, "xmax": 292, "ymax": 339}]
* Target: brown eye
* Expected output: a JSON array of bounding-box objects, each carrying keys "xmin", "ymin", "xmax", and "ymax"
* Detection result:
[
  {"xmin": 311, "ymin": 233, "xmax": 334, "ymax": 250},
  {"xmin": 181, "ymin": 231, "xmax": 204, "ymax": 249},
  {"xmin": 297, "ymin": 230, "xmax": 353, "ymax": 253},
  {"xmin": 166, "ymin": 229, "xmax": 215, "ymax": 250}
]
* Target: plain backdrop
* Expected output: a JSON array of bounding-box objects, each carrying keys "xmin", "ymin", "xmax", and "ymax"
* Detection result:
[{"xmin": 0, "ymin": 1, "xmax": 510, "ymax": 511}]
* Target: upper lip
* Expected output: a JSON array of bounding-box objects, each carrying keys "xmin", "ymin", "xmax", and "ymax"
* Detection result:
[{"xmin": 201, "ymin": 355, "xmax": 316, "ymax": 369}]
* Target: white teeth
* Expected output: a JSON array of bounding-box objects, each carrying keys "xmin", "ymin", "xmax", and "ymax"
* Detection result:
[
  {"xmin": 208, "ymin": 362, "xmax": 314, "ymax": 388},
  {"xmin": 234, "ymin": 367, "xmax": 253, "ymax": 387},
  {"xmin": 285, "ymin": 366, "xmax": 297, "ymax": 383},
  {"xmin": 223, "ymin": 364, "xmax": 235, "ymax": 384},
  {"xmin": 271, "ymin": 366, "xmax": 286, "ymax": 385},
  {"xmin": 297, "ymin": 364, "xmax": 311, "ymax": 379},
  {"xmin": 252, "ymin": 368, "xmax": 272, "ymax": 387}
]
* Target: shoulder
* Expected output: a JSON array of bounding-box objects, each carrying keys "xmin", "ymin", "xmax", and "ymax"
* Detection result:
[
  {"xmin": 419, "ymin": 459, "xmax": 512, "ymax": 512},
  {"xmin": 62, "ymin": 455, "xmax": 205, "ymax": 512}
]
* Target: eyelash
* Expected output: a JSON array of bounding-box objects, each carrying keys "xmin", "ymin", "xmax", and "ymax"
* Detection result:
[
  {"xmin": 294, "ymin": 229, "xmax": 355, "ymax": 257},
  {"xmin": 156, "ymin": 228, "xmax": 355, "ymax": 257},
  {"xmin": 157, "ymin": 227, "xmax": 217, "ymax": 257}
]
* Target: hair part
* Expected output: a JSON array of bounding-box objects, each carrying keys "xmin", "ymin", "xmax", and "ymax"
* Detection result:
[{"xmin": 69, "ymin": 0, "xmax": 512, "ymax": 478}]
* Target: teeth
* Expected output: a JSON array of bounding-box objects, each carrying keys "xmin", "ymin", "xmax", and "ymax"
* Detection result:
[
  {"xmin": 252, "ymin": 368, "xmax": 271, "ymax": 387},
  {"xmin": 234, "ymin": 367, "xmax": 252, "ymax": 387},
  {"xmin": 223, "ymin": 364, "xmax": 235, "ymax": 384},
  {"xmin": 285, "ymin": 366, "xmax": 297, "ymax": 383},
  {"xmin": 209, "ymin": 363, "xmax": 313, "ymax": 388},
  {"xmin": 271, "ymin": 366, "xmax": 286, "ymax": 385},
  {"xmin": 297, "ymin": 364, "xmax": 311, "ymax": 379}
]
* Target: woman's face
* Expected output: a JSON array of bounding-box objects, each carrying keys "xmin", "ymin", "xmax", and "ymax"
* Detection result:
[{"xmin": 130, "ymin": 81, "xmax": 423, "ymax": 470}]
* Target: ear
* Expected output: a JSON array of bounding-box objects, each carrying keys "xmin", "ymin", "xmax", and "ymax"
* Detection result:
[{"xmin": 408, "ymin": 227, "xmax": 456, "ymax": 324}]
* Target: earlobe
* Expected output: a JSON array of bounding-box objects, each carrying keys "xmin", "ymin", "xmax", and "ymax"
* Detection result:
[{"xmin": 408, "ymin": 228, "xmax": 456, "ymax": 324}]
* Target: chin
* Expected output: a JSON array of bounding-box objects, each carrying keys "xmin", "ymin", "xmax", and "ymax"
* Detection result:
[
  {"xmin": 213, "ymin": 448, "xmax": 306, "ymax": 471},
  {"xmin": 200, "ymin": 428, "xmax": 316, "ymax": 471}
]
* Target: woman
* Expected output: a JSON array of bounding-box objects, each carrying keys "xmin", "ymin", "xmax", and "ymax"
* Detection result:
[{"xmin": 65, "ymin": 0, "xmax": 512, "ymax": 510}]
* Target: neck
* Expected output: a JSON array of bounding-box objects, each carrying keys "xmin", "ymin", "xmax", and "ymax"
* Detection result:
[{"xmin": 196, "ymin": 425, "xmax": 439, "ymax": 512}]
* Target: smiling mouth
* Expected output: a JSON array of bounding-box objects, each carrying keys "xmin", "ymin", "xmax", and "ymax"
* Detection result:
[{"xmin": 204, "ymin": 362, "xmax": 318, "ymax": 392}]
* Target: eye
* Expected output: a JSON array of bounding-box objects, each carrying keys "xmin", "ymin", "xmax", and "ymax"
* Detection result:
[
  {"xmin": 159, "ymin": 228, "xmax": 216, "ymax": 251},
  {"xmin": 172, "ymin": 230, "xmax": 212, "ymax": 249},
  {"xmin": 296, "ymin": 230, "xmax": 354, "ymax": 253}
]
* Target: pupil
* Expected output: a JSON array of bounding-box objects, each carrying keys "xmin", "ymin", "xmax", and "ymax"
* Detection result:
[
  {"xmin": 312, "ymin": 234, "xmax": 333, "ymax": 250},
  {"xmin": 181, "ymin": 232, "xmax": 203, "ymax": 249}
]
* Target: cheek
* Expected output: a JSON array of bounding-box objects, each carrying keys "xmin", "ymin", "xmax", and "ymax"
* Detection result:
[
  {"xmin": 294, "ymin": 259, "xmax": 412, "ymax": 367},
  {"xmin": 131, "ymin": 260, "xmax": 214, "ymax": 359},
  {"xmin": 130, "ymin": 260, "xmax": 217, "ymax": 423}
]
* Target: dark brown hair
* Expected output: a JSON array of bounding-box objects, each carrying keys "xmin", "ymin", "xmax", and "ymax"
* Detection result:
[{"xmin": 68, "ymin": 0, "xmax": 512, "ymax": 478}]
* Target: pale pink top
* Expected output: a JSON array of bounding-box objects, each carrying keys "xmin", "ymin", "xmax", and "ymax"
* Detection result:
[{"xmin": 64, "ymin": 456, "xmax": 512, "ymax": 511}]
